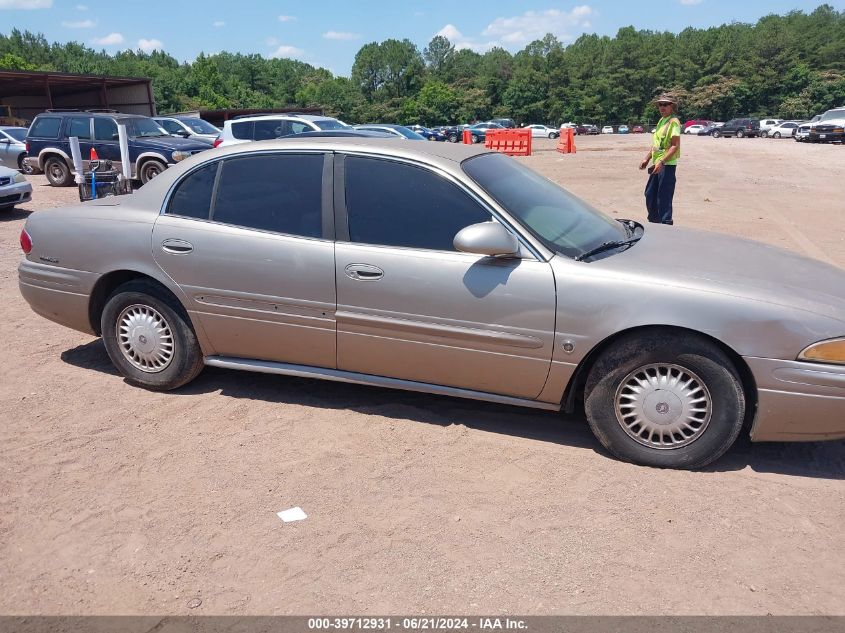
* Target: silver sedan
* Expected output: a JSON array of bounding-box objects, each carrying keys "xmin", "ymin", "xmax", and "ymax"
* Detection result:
[
  {"xmin": 17, "ymin": 138, "xmax": 845, "ymax": 469},
  {"xmin": 0, "ymin": 165, "xmax": 32, "ymax": 210}
]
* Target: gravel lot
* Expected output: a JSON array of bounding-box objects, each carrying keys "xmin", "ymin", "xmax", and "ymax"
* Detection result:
[{"xmin": 1, "ymin": 134, "xmax": 843, "ymax": 615}]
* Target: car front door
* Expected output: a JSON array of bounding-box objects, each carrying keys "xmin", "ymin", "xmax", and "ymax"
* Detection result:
[
  {"xmin": 0, "ymin": 131, "xmax": 15, "ymax": 168},
  {"xmin": 93, "ymin": 117, "xmax": 123, "ymax": 169},
  {"xmin": 333, "ymin": 154, "xmax": 556, "ymax": 400},
  {"xmin": 152, "ymin": 151, "xmax": 337, "ymax": 368}
]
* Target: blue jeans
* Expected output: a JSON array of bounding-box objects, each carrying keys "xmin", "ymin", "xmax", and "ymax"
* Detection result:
[{"xmin": 644, "ymin": 164, "xmax": 676, "ymax": 225}]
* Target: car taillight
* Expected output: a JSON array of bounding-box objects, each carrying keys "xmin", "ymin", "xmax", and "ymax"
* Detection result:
[
  {"xmin": 25, "ymin": 140, "xmax": 30, "ymax": 152},
  {"xmin": 20, "ymin": 228, "xmax": 32, "ymax": 254},
  {"xmin": 212, "ymin": 137, "xmax": 222, "ymax": 148}
]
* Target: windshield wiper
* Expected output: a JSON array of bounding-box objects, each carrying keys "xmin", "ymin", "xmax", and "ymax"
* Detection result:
[{"xmin": 575, "ymin": 236, "xmax": 640, "ymax": 262}]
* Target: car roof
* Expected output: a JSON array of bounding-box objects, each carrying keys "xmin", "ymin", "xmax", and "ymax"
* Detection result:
[{"xmin": 226, "ymin": 113, "xmax": 337, "ymax": 124}]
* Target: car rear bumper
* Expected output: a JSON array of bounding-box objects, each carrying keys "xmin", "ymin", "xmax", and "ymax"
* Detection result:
[
  {"xmin": 18, "ymin": 259, "xmax": 98, "ymax": 335},
  {"xmin": 745, "ymin": 356, "xmax": 845, "ymax": 441},
  {"xmin": 0, "ymin": 181, "xmax": 32, "ymax": 207}
]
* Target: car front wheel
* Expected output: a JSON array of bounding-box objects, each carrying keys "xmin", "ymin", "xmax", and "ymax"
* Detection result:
[
  {"xmin": 584, "ymin": 331, "xmax": 745, "ymax": 469},
  {"xmin": 101, "ymin": 280, "xmax": 204, "ymax": 391},
  {"xmin": 139, "ymin": 159, "xmax": 167, "ymax": 184},
  {"xmin": 773, "ymin": 132, "xmax": 781, "ymax": 138},
  {"xmin": 448, "ymin": 134, "xmax": 458, "ymax": 143},
  {"xmin": 761, "ymin": 131, "xmax": 768, "ymax": 138},
  {"xmin": 711, "ymin": 130, "xmax": 720, "ymax": 138}
]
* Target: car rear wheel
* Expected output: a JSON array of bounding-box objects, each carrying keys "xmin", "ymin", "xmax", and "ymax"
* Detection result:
[
  {"xmin": 139, "ymin": 159, "xmax": 166, "ymax": 184},
  {"xmin": 711, "ymin": 130, "xmax": 721, "ymax": 138},
  {"xmin": 448, "ymin": 134, "xmax": 459, "ymax": 143},
  {"xmin": 44, "ymin": 156, "xmax": 73, "ymax": 187},
  {"xmin": 773, "ymin": 132, "xmax": 782, "ymax": 138},
  {"xmin": 761, "ymin": 131, "xmax": 768, "ymax": 138},
  {"xmin": 584, "ymin": 331, "xmax": 745, "ymax": 469},
  {"xmin": 736, "ymin": 129, "xmax": 745, "ymax": 138},
  {"xmin": 18, "ymin": 153, "xmax": 33, "ymax": 175},
  {"xmin": 101, "ymin": 280, "xmax": 204, "ymax": 391}
]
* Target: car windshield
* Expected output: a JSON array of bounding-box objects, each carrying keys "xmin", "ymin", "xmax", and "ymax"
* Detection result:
[
  {"xmin": 820, "ymin": 109, "xmax": 845, "ymax": 121},
  {"xmin": 181, "ymin": 118, "xmax": 219, "ymax": 134},
  {"xmin": 127, "ymin": 118, "xmax": 169, "ymax": 137},
  {"xmin": 392, "ymin": 126, "xmax": 425, "ymax": 139},
  {"xmin": 462, "ymin": 153, "xmax": 627, "ymax": 259},
  {"xmin": 313, "ymin": 119, "xmax": 350, "ymax": 130},
  {"xmin": 4, "ymin": 128, "xmax": 26, "ymax": 142}
]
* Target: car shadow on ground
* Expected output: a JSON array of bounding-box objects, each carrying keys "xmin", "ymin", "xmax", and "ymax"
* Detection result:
[
  {"xmin": 0, "ymin": 206, "xmax": 33, "ymax": 222},
  {"xmin": 62, "ymin": 338, "xmax": 845, "ymax": 480}
]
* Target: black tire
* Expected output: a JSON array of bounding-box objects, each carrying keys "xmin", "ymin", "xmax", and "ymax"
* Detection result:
[
  {"xmin": 736, "ymin": 129, "xmax": 745, "ymax": 138},
  {"xmin": 44, "ymin": 156, "xmax": 73, "ymax": 187},
  {"xmin": 18, "ymin": 153, "xmax": 33, "ymax": 175},
  {"xmin": 583, "ymin": 331, "xmax": 745, "ymax": 469},
  {"xmin": 448, "ymin": 134, "xmax": 459, "ymax": 143},
  {"xmin": 549, "ymin": 132, "xmax": 557, "ymax": 139},
  {"xmin": 773, "ymin": 132, "xmax": 781, "ymax": 139},
  {"xmin": 711, "ymin": 130, "xmax": 720, "ymax": 138},
  {"xmin": 761, "ymin": 131, "xmax": 768, "ymax": 138},
  {"xmin": 101, "ymin": 280, "xmax": 204, "ymax": 391},
  {"xmin": 471, "ymin": 134, "xmax": 481, "ymax": 144},
  {"xmin": 139, "ymin": 159, "xmax": 167, "ymax": 184}
]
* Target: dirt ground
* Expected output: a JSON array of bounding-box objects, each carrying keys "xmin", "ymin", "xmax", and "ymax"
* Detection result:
[{"xmin": 1, "ymin": 134, "xmax": 844, "ymax": 616}]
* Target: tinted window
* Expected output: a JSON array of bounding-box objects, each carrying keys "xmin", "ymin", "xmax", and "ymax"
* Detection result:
[
  {"xmin": 29, "ymin": 117, "xmax": 61, "ymax": 138},
  {"xmin": 167, "ymin": 161, "xmax": 218, "ymax": 219},
  {"xmin": 212, "ymin": 154, "xmax": 323, "ymax": 238},
  {"xmin": 159, "ymin": 119, "xmax": 184, "ymax": 134},
  {"xmin": 345, "ymin": 157, "xmax": 490, "ymax": 251},
  {"xmin": 253, "ymin": 119, "xmax": 290, "ymax": 140},
  {"xmin": 66, "ymin": 117, "xmax": 92, "ymax": 139},
  {"xmin": 94, "ymin": 118, "xmax": 118, "ymax": 141},
  {"xmin": 231, "ymin": 121, "xmax": 254, "ymax": 140}
]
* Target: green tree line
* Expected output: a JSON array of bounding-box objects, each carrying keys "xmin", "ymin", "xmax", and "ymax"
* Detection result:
[{"xmin": 2, "ymin": 4, "xmax": 843, "ymax": 125}]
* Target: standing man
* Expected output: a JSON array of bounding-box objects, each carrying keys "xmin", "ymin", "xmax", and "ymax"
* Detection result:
[{"xmin": 639, "ymin": 94, "xmax": 681, "ymax": 225}]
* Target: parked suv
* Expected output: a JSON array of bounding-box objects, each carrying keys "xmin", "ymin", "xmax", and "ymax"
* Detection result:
[
  {"xmin": 809, "ymin": 107, "xmax": 845, "ymax": 143},
  {"xmin": 712, "ymin": 118, "xmax": 760, "ymax": 138},
  {"xmin": 217, "ymin": 113, "xmax": 350, "ymax": 147},
  {"xmin": 25, "ymin": 111, "xmax": 212, "ymax": 186},
  {"xmin": 154, "ymin": 116, "xmax": 220, "ymax": 144}
]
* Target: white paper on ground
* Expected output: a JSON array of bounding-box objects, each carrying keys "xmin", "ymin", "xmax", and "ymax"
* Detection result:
[{"xmin": 277, "ymin": 507, "xmax": 307, "ymax": 522}]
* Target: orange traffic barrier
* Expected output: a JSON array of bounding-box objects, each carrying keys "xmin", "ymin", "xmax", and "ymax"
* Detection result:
[
  {"xmin": 556, "ymin": 128, "xmax": 577, "ymax": 154},
  {"xmin": 484, "ymin": 129, "xmax": 532, "ymax": 156},
  {"xmin": 462, "ymin": 129, "xmax": 472, "ymax": 144}
]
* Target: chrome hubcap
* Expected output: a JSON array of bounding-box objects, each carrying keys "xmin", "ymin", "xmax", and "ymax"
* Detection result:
[
  {"xmin": 615, "ymin": 363, "xmax": 712, "ymax": 449},
  {"xmin": 116, "ymin": 304, "xmax": 174, "ymax": 373}
]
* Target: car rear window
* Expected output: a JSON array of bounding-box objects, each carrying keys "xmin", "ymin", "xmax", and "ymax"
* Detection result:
[
  {"xmin": 29, "ymin": 117, "xmax": 61, "ymax": 138},
  {"xmin": 167, "ymin": 161, "xmax": 219, "ymax": 219},
  {"xmin": 231, "ymin": 121, "xmax": 254, "ymax": 140}
]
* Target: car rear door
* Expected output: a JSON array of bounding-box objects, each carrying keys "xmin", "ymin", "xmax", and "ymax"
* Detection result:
[
  {"xmin": 152, "ymin": 151, "xmax": 337, "ymax": 368},
  {"xmin": 65, "ymin": 115, "xmax": 94, "ymax": 166},
  {"xmin": 333, "ymin": 153, "xmax": 556, "ymax": 400},
  {"xmin": 93, "ymin": 117, "xmax": 123, "ymax": 168}
]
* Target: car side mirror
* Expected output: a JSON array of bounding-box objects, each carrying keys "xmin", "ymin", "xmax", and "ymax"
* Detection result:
[
  {"xmin": 454, "ymin": 222, "xmax": 520, "ymax": 257},
  {"xmin": 0, "ymin": 139, "xmax": 9, "ymax": 144},
  {"xmin": 176, "ymin": 130, "xmax": 191, "ymax": 137}
]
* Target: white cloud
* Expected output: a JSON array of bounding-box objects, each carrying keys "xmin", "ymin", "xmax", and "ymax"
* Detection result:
[
  {"xmin": 0, "ymin": 0, "xmax": 52, "ymax": 8},
  {"xmin": 481, "ymin": 6, "xmax": 595, "ymax": 47},
  {"xmin": 434, "ymin": 24, "xmax": 495, "ymax": 53},
  {"xmin": 322, "ymin": 31, "xmax": 360, "ymax": 41},
  {"xmin": 679, "ymin": 0, "xmax": 702, "ymax": 4},
  {"xmin": 278, "ymin": 14, "xmax": 296, "ymax": 22},
  {"xmin": 92, "ymin": 32, "xmax": 124, "ymax": 46},
  {"xmin": 76, "ymin": 3, "xmax": 87, "ymax": 9},
  {"xmin": 213, "ymin": 20, "xmax": 225, "ymax": 27},
  {"xmin": 271, "ymin": 45, "xmax": 305, "ymax": 59},
  {"xmin": 138, "ymin": 38, "xmax": 163, "ymax": 52},
  {"xmin": 61, "ymin": 19, "xmax": 94, "ymax": 28},
  {"xmin": 266, "ymin": 36, "xmax": 279, "ymax": 46}
]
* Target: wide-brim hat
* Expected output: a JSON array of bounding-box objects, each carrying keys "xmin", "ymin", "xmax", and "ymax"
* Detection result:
[{"xmin": 653, "ymin": 93, "xmax": 677, "ymax": 105}]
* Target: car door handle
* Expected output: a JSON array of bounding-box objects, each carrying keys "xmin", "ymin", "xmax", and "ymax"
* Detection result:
[
  {"xmin": 161, "ymin": 239, "xmax": 194, "ymax": 255},
  {"xmin": 345, "ymin": 263, "xmax": 384, "ymax": 281}
]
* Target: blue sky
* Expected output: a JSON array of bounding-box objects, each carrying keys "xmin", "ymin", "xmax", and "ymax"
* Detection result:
[{"xmin": 2, "ymin": 0, "xmax": 843, "ymax": 75}]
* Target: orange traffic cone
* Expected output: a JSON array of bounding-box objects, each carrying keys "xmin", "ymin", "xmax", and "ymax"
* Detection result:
[{"xmin": 90, "ymin": 147, "xmax": 99, "ymax": 161}]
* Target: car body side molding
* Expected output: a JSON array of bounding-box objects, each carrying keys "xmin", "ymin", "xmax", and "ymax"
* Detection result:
[{"xmin": 205, "ymin": 356, "xmax": 562, "ymax": 411}]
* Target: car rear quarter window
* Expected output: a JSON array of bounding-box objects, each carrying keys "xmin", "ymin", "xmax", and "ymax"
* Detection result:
[
  {"xmin": 29, "ymin": 117, "xmax": 61, "ymax": 138},
  {"xmin": 345, "ymin": 156, "xmax": 491, "ymax": 251},
  {"xmin": 231, "ymin": 121, "xmax": 254, "ymax": 140},
  {"xmin": 166, "ymin": 161, "xmax": 218, "ymax": 219},
  {"xmin": 212, "ymin": 154, "xmax": 324, "ymax": 238},
  {"xmin": 253, "ymin": 119, "xmax": 291, "ymax": 140}
]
